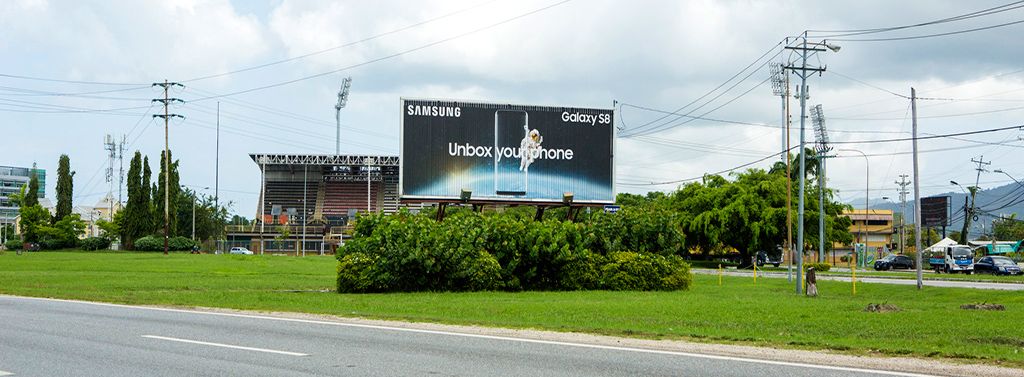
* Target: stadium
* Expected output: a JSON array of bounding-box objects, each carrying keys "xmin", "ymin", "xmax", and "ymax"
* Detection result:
[{"xmin": 225, "ymin": 153, "xmax": 400, "ymax": 254}]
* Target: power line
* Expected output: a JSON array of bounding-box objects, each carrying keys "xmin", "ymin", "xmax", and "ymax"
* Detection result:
[
  {"xmin": 621, "ymin": 50, "xmax": 787, "ymax": 137},
  {"xmin": 187, "ymin": 0, "xmax": 572, "ymax": 102},
  {"xmin": 829, "ymin": 18, "xmax": 1024, "ymax": 42},
  {"xmin": 829, "ymin": 124, "xmax": 1022, "ymax": 144},
  {"xmin": 182, "ymin": 0, "xmax": 498, "ymax": 83},
  {"xmin": 808, "ymin": 1, "xmax": 1024, "ymax": 37},
  {"xmin": 0, "ymin": 73, "xmax": 147, "ymax": 86}
]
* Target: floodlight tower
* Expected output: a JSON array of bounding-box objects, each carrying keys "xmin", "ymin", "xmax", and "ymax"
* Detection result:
[
  {"xmin": 811, "ymin": 104, "xmax": 831, "ymax": 264},
  {"xmin": 334, "ymin": 77, "xmax": 353, "ymax": 155},
  {"xmin": 770, "ymin": 62, "xmax": 793, "ymax": 282}
]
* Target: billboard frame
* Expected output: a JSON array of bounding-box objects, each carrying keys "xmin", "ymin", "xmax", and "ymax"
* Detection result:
[{"xmin": 398, "ymin": 97, "xmax": 616, "ymax": 205}]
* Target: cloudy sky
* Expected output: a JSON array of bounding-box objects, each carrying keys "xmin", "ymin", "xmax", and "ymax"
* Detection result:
[{"xmin": 3, "ymin": 0, "xmax": 1024, "ymax": 217}]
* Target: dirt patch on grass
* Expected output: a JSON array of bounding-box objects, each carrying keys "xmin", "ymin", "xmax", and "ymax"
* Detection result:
[
  {"xmin": 961, "ymin": 303, "xmax": 1006, "ymax": 311},
  {"xmin": 864, "ymin": 303, "xmax": 900, "ymax": 313}
]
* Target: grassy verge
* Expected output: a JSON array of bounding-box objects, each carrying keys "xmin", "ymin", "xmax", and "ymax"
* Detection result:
[
  {"xmin": 1, "ymin": 252, "xmax": 1022, "ymax": 367},
  {"xmin": 741, "ymin": 266, "xmax": 1024, "ymax": 283}
]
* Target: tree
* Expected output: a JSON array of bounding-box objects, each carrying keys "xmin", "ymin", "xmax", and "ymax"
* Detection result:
[
  {"xmin": 54, "ymin": 154, "xmax": 74, "ymax": 223},
  {"xmin": 37, "ymin": 213, "xmax": 86, "ymax": 249},
  {"xmin": 18, "ymin": 204, "xmax": 50, "ymax": 243},
  {"xmin": 142, "ymin": 156, "xmax": 153, "ymax": 234},
  {"xmin": 8, "ymin": 185, "xmax": 25, "ymax": 208},
  {"xmin": 667, "ymin": 167, "xmax": 851, "ymax": 262},
  {"xmin": 154, "ymin": 150, "xmax": 180, "ymax": 237},
  {"xmin": 991, "ymin": 214, "xmax": 1024, "ymax": 241},
  {"xmin": 24, "ymin": 170, "xmax": 39, "ymax": 207},
  {"xmin": 119, "ymin": 151, "xmax": 149, "ymax": 249}
]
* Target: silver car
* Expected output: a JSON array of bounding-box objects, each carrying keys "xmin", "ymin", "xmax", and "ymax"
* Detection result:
[{"xmin": 229, "ymin": 247, "xmax": 253, "ymax": 255}]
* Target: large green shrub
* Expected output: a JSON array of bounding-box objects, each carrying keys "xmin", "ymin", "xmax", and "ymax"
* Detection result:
[
  {"xmin": 79, "ymin": 237, "xmax": 112, "ymax": 251},
  {"xmin": 588, "ymin": 208, "xmax": 684, "ymax": 256},
  {"xmin": 133, "ymin": 235, "xmax": 196, "ymax": 251},
  {"xmin": 338, "ymin": 210, "xmax": 691, "ymax": 293},
  {"xmin": 600, "ymin": 252, "xmax": 692, "ymax": 291},
  {"xmin": 338, "ymin": 212, "xmax": 502, "ymax": 292},
  {"xmin": 4, "ymin": 237, "xmax": 23, "ymax": 251}
]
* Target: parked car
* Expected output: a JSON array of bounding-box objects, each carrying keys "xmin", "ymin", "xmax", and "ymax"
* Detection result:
[
  {"xmin": 229, "ymin": 247, "xmax": 253, "ymax": 255},
  {"xmin": 974, "ymin": 256, "xmax": 1023, "ymax": 275},
  {"xmin": 756, "ymin": 250, "xmax": 782, "ymax": 268},
  {"xmin": 874, "ymin": 254, "xmax": 914, "ymax": 271}
]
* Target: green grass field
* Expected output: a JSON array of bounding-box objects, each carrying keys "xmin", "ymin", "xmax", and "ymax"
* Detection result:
[
  {"xmin": 750, "ymin": 266, "xmax": 1024, "ymax": 283},
  {"xmin": 1, "ymin": 251, "xmax": 1022, "ymax": 367}
]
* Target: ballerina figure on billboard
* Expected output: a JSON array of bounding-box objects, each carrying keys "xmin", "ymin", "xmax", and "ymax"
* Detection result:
[{"xmin": 519, "ymin": 123, "xmax": 543, "ymax": 172}]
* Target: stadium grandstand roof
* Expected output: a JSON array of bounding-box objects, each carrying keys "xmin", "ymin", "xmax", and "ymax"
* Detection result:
[{"xmin": 249, "ymin": 154, "xmax": 399, "ymax": 167}]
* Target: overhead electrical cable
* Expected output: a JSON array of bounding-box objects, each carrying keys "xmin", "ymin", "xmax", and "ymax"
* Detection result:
[
  {"xmin": 182, "ymin": 0, "xmax": 498, "ymax": 83},
  {"xmin": 186, "ymin": 0, "xmax": 573, "ymax": 102}
]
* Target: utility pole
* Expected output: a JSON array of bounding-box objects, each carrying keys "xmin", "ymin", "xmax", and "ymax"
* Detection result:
[
  {"xmin": 784, "ymin": 33, "xmax": 839, "ymax": 294},
  {"xmin": 117, "ymin": 135, "xmax": 126, "ymax": 211},
  {"xmin": 215, "ymin": 101, "xmax": 220, "ymax": 227},
  {"xmin": 152, "ymin": 80, "xmax": 185, "ymax": 255},
  {"xmin": 911, "ymin": 88, "xmax": 923, "ymax": 290},
  {"xmin": 895, "ymin": 174, "xmax": 910, "ymax": 254},
  {"xmin": 104, "ymin": 134, "xmax": 117, "ymax": 221},
  {"xmin": 959, "ymin": 155, "xmax": 990, "ymax": 245},
  {"xmin": 812, "ymin": 104, "xmax": 831, "ymax": 264},
  {"xmin": 771, "ymin": 62, "xmax": 793, "ymax": 282},
  {"xmin": 334, "ymin": 77, "xmax": 352, "ymax": 155}
]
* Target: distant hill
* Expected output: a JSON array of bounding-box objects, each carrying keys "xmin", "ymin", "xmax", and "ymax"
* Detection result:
[{"xmin": 846, "ymin": 182, "xmax": 1024, "ymax": 240}]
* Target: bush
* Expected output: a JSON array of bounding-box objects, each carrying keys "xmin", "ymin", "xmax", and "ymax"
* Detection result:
[
  {"xmin": 4, "ymin": 237, "xmax": 23, "ymax": 251},
  {"xmin": 337, "ymin": 210, "xmax": 692, "ymax": 293},
  {"xmin": 600, "ymin": 252, "xmax": 692, "ymax": 291},
  {"xmin": 79, "ymin": 237, "xmax": 112, "ymax": 251},
  {"xmin": 804, "ymin": 262, "xmax": 831, "ymax": 272},
  {"xmin": 133, "ymin": 235, "xmax": 196, "ymax": 251}
]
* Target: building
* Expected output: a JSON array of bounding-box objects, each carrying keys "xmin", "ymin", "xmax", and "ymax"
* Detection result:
[
  {"xmin": 844, "ymin": 209, "xmax": 894, "ymax": 255},
  {"xmin": 1, "ymin": 165, "xmax": 46, "ymax": 236},
  {"xmin": 224, "ymin": 154, "xmax": 400, "ymax": 254}
]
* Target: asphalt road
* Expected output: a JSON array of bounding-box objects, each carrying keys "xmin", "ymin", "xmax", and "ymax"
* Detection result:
[
  {"xmin": 0, "ymin": 295, "xmax": 931, "ymax": 377},
  {"xmin": 693, "ymin": 269, "xmax": 1024, "ymax": 290}
]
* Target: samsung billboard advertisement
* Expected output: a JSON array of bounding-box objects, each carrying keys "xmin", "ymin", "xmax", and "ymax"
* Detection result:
[{"xmin": 400, "ymin": 98, "xmax": 615, "ymax": 204}]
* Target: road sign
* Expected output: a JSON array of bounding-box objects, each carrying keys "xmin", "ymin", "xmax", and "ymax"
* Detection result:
[{"xmin": 604, "ymin": 205, "xmax": 620, "ymax": 213}]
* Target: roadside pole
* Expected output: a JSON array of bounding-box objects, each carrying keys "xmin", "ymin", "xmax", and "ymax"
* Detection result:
[{"xmin": 912, "ymin": 88, "xmax": 923, "ymax": 290}]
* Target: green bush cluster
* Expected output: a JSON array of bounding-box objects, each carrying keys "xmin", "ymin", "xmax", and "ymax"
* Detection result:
[
  {"xmin": 134, "ymin": 235, "xmax": 196, "ymax": 252},
  {"xmin": 337, "ymin": 209, "xmax": 691, "ymax": 293},
  {"xmin": 4, "ymin": 237, "xmax": 23, "ymax": 251},
  {"xmin": 79, "ymin": 237, "xmax": 112, "ymax": 251},
  {"xmin": 804, "ymin": 262, "xmax": 832, "ymax": 272}
]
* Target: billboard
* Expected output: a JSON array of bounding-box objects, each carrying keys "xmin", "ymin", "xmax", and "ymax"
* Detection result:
[
  {"xmin": 920, "ymin": 196, "xmax": 949, "ymax": 227},
  {"xmin": 400, "ymin": 98, "xmax": 615, "ymax": 204}
]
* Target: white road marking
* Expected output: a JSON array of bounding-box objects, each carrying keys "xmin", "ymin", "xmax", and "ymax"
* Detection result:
[
  {"xmin": 141, "ymin": 335, "xmax": 308, "ymax": 356},
  {"xmin": 8, "ymin": 295, "xmax": 933, "ymax": 377},
  {"xmin": 0, "ymin": 370, "xmax": 13, "ymax": 376}
]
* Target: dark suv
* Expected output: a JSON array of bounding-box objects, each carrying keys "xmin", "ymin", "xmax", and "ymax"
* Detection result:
[
  {"xmin": 756, "ymin": 250, "xmax": 782, "ymax": 267},
  {"xmin": 874, "ymin": 254, "xmax": 914, "ymax": 270}
]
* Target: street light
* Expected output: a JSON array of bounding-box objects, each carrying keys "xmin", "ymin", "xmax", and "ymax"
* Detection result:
[
  {"xmin": 837, "ymin": 148, "xmax": 869, "ymax": 264},
  {"xmin": 182, "ymin": 185, "xmax": 210, "ymax": 241},
  {"xmin": 993, "ymin": 169, "xmax": 1023, "ymax": 186}
]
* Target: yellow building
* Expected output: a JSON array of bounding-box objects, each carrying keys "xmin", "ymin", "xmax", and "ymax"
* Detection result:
[{"xmin": 843, "ymin": 209, "xmax": 894, "ymax": 253}]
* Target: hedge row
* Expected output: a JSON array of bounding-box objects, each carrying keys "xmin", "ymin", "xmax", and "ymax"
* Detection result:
[
  {"xmin": 134, "ymin": 235, "xmax": 197, "ymax": 252},
  {"xmin": 3, "ymin": 236, "xmax": 110, "ymax": 251},
  {"xmin": 337, "ymin": 210, "xmax": 691, "ymax": 293}
]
